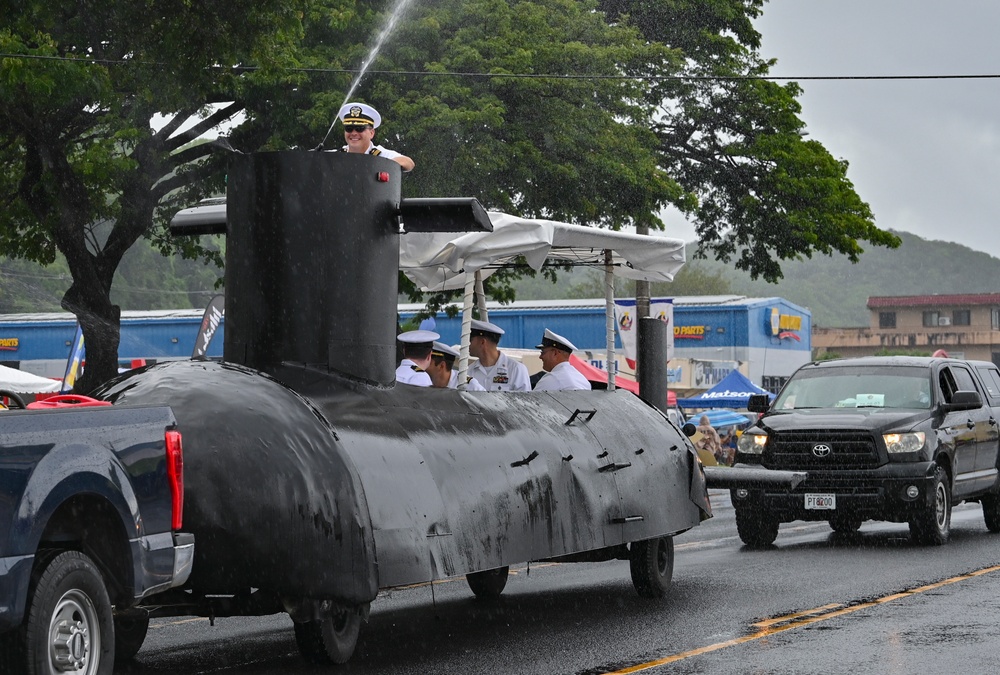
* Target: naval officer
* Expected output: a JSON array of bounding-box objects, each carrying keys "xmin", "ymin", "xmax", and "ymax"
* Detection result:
[
  {"xmin": 467, "ymin": 319, "xmax": 531, "ymax": 392},
  {"xmin": 338, "ymin": 102, "xmax": 415, "ymax": 172},
  {"xmin": 533, "ymin": 329, "xmax": 591, "ymax": 391},
  {"xmin": 396, "ymin": 329, "xmax": 438, "ymax": 386},
  {"xmin": 426, "ymin": 342, "xmax": 486, "ymax": 391}
]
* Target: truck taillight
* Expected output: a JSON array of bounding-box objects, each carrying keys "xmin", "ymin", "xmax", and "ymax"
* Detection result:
[{"xmin": 165, "ymin": 429, "xmax": 184, "ymax": 530}]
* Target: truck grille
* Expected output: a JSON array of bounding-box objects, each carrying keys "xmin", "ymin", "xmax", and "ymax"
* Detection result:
[{"xmin": 763, "ymin": 430, "xmax": 881, "ymax": 470}]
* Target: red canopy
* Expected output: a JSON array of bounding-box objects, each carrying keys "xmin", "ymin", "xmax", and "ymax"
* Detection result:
[{"xmin": 568, "ymin": 356, "xmax": 678, "ymax": 405}]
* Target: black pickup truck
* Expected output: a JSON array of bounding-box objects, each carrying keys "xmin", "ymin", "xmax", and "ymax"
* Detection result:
[
  {"xmin": 732, "ymin": 356, "xmax": 1000, "ymax": 546},
  {"xmin": 0, "ymin": 393, "xmax": 194, "ymax": 674}
]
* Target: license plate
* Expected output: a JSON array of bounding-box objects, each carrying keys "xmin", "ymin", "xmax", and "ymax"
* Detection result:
[{"xmin": 805, "ymin": 493, "xmax": 836, "ymax": 510}]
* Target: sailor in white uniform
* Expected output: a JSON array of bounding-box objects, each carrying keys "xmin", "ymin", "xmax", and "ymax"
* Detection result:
[
  {"xmin": 396, "ymin": 329, "xmax": 438, "ymax": 387},
  {"xmin": 467, "ymin": 319, "xmax": 531, "ymax": 392},
  {"xmin": 426, "ymin": 342, "xmax": 486, "ymax": 391},
  {"xmin": 533, "ymin": 329, "xmax": 591, "ymax": 391}
]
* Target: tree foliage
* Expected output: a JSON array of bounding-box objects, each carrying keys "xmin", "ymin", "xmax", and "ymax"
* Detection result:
[
  {"xmin": 597, "ymin": 0, "xmax": 899, "ymax": 282},
  {"xmin": 0, "ymin": 0, "xmax": 306, "ymax": 389},
  {"xmin": 0, "ymin": 0, "xmax": 898, "ymax": 388}
]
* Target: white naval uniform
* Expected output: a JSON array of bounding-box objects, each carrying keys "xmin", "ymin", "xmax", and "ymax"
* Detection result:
[
  {"xmin": 396, "ymin": 359, "xmax": 432, "ymax": 387},
  {"xmin": 468, "ymin": 352, "xmax": 531, "ymax": 392},
  {"xmin": 448, "ymin": 371, "xmax": 486, "ymax": 391},
  {"xmin": 340, "ymin": 142, "xmax": 408, "ymax": 169},
  {"xmin": 533, "ymin": 361, "xmax": 591, "ymax": 391}
]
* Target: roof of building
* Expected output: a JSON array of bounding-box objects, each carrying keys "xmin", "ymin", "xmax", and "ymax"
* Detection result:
[
  {"xmin": 867, "ymin": 293, "xmax": 1000, "ymax": 308},
  {"xmin": 398, "ymin": 295, "xmax": 801, "ymax": 313}
]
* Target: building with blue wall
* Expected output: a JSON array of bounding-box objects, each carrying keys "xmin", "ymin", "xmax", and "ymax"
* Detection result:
[{"xmin": 0, "ymin": 295, "xmax": 810, "ymax": 388}]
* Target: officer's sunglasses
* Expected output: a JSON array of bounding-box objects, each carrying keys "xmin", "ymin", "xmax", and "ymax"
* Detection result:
[{"xmin": 344, "ymin": 124, "xmax": 372, "ymax": 133}]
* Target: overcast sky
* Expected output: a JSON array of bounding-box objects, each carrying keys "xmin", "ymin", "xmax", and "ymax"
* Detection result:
[{"xmin": 669, "ymin": 0, "xmax": 1000, "ymax": 260}]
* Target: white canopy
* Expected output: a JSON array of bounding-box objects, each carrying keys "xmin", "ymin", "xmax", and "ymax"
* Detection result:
[
  {"xmin": 399, "ymin": 212, "xmax": 686, "ymax": 391},
  {"xmin": 399, "ymin": 212, "xmax": 686, "ymax": 292},
  {"xmin": 0, "ymin": 364, "xmax": 60, "ymax": 394}
]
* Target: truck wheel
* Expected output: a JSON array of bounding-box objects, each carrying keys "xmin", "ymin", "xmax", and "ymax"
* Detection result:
[
  {"xmin": 466, "ymin": 567, "xmax": 510, "ymax": 599},
  {"xmin": 24, "ymin": 550, "xmax": 114, "ymax": 675},
  {"xmin": 909, "ymin": 466, "xmax": 951, "ymax": 545},
  {"xmin": 983, "ymin": 494, "xmax": 1000, "ymax": 533},
  {"xmin": 829, "ymin": 516, "xmax": 862, "ymax": 534},
  {"xmin": 735, "ymin": 508, "xmax": 779, "ymax": 547},
  {"xmin": 629, "ymin": 536, "xmax": 674, "ymax": 599},
  {"xmin": 113, "ymin": 613, "xmax": 149, "ymax": 662},
  {"xmin": 293, "ymin": 608, "xmax": 361, "ymax": 665}
]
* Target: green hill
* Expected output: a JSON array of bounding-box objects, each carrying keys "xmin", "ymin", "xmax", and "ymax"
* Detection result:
[
  {"xmin": 5, "ymin": 228, "xmax": 997, "ymax": 329},
  {"xmin": 509, "ymin": 230, "xmax": 1000, "ymax": 328}
]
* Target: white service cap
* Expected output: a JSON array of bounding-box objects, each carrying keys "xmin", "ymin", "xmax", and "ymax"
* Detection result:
[{"xmin": 536, "ymin": 328, "xmax": 576, "ymax": 353}]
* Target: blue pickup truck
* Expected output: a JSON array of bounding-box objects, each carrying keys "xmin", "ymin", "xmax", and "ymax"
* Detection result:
[{"xmin": 0, "ymin": 393, "xmax": 194, "ymax": 675}]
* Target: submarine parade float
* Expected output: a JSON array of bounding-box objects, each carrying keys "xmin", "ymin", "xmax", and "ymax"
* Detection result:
[{"xmin": 97, "ymin": 151, "xmax": 713, "ymax": 665}]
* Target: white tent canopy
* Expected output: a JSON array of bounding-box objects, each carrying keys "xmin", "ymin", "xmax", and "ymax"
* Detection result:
[
  {"xmin": 400, "ymin": 212, "xmax": 686, "ymax": 292},
  {"xmin": 0, "ymin": 364, "xmax": 60, "ymax": 393},
  {"xmin": 399, "ymin": 212, "xmax": 686, "ymax": 391}
]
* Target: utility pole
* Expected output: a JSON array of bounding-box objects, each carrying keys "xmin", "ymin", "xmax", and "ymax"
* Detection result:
[{"xmin": 635, "ymin": 223, "xmax": 650, "ymax": 319}]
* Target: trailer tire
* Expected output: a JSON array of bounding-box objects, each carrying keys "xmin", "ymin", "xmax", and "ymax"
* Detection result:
[
  {"xmin": 293, "ymin": 608, "xmax": 361, "ymax": 665},
  {"xmin": 629, "ymin": 536, "xmax": 674, "ymax": 599},
  {"xmin": 113, "ymin": 613, "xmax": 149, "ymax": 662},
  {"xmin": 982, "ymin": 494, "xmax": 1000, "ymax": 533},
  {"xmin": 735, "ymin": 508, "xmax": 779, "ymax": 547},
  {"xmin": 466, "ymin": 566, "xmax": 510, "ymax": 599},
  {"xmin": 909, "ymin": 466, "xmax": 951, "ymax": 545},
  {"xmin": 24, "ymin": 550, "xmax": 114, "ymax": 675}
]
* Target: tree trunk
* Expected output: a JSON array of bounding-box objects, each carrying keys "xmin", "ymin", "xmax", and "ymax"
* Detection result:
[{"xmin": 62, "ymin": 281, "xmax": 121, "ymax": 394}]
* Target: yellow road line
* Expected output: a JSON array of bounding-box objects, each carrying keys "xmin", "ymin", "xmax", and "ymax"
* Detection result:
[{"xmin": 605, "ymin": 563, "xmax": 1000, "ymax": 674}]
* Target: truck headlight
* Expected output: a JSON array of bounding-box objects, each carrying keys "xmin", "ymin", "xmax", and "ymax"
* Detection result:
[
  {"xmin": 737, "ymin": 433, "xmax": 767, "ymax": 455},
  {"xmin": 883, "ymin": 431, "xmax": 926, "ymax": 454}
]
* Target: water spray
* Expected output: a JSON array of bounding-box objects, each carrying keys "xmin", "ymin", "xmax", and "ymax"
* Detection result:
[{"xmin": 315, "ymin": 0, "xmax": 417, "ymax": 150}]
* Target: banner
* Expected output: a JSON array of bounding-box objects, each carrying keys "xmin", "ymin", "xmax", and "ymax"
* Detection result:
[
  {"xmin": 613, "ymin": 298, "xmax": 674, "ymax": 368},
  {"xmin": 192, "ymin": 294, "xmax": 225, "ymax": 358},
  {"xmin": 61, "ymin": 323, "xmax": 85, "ymax": 392}
]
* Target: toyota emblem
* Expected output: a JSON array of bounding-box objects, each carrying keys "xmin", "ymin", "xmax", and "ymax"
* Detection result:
[{"xmin": 812, "ymin": 443, "xmax": 832, "ymax": 458}]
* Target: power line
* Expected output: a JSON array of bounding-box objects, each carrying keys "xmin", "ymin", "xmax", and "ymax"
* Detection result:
[{"xmin": 2, "ymin": 52, "xmax": 999, "ymax": 81}]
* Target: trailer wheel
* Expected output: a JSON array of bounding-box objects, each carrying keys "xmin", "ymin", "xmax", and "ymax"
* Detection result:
[
  {"xmin": 735, "ymin": 508, "xmax": 779, "ymax": 547},
  {"xmin": 113, "ymin": 613, "xmax": 149, "ymax": 662},
  {"xmin": 629, "ymin": 536, "xmax": 674, "ymax": 599},
  {"xmin": 909, "ymin": 466, "xmax": 951, "ymax": 545},
  {"xmin": 982, "ymin": 494, "xmax": 1000, "ymax": 533},
  {"xmin": 24, "ymin": 550, "xmax": 114, "ymax": 675},
  {"xmin": 466, "ymin": 566, "xmax": 510, "ymax": 599},
  {"xmin": 293, "ymin": 608, "xmax": 361, "ymax": 665}
]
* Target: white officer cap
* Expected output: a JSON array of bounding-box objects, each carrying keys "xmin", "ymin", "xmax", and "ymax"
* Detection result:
[
  {"xmin": 536, "ymin": 328, "xmax": 576, "ymax": 353},
  {"xmin": 470, "ymin": 319, "xmax": 505, "ymax": 338},
  {"xmin": 338, "ymin": 102, "xmax": 382, "ymax": 129},
  {"xmin": 431, "ymin": 341, "xmax": 460, "ymax": 363},
  {"xmin": 398, "ymin": 329, "xmax": 440, "ymax": 346}
]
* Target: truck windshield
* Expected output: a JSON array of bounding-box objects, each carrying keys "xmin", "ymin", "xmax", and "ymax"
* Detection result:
[{"xmin": 773, "ymin": 365, "xmax": 932, "ymax": 410}]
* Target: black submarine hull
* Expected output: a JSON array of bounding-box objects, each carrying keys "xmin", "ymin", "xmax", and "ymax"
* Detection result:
[{"xmin": 100, "ymin": 358, "xmax": 708, "ymax": 604}]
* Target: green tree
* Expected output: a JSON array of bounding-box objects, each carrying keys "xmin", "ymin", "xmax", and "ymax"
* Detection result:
[
  {"xmin": 598, "ymin": 0, "xmax": 900, "ymax": 282},
  {"xmin": 0, "ymin": 0, "xmax": 305, "ymax": 390}
]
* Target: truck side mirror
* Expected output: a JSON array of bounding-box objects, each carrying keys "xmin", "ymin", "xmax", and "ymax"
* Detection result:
[
  {"xmin": 943, "ymin": 390, "xmax": 983, "ymax": 411},
  {"xmin": 681, "ymin": 422, "xmax": 697, "ymax": 437},
  {"xmin": 747, "ymin": 394, "xmax": 771, "ymax": 413}
]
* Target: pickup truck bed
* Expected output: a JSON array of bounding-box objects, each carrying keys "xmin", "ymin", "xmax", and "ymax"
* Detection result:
[{"xmin": 0, "ymin": 399, "xmax": 193, "ymax": 674}]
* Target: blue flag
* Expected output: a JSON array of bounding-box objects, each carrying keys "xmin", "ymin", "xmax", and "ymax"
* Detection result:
[{"xmin": 61, "ymin": 323, "xmax": 85, "ymax": 392}]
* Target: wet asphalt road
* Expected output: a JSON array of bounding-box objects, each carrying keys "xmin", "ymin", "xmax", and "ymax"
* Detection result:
[{"xmin": 118, "ymin": 492, "xmax": 1000, "ymax": 674}]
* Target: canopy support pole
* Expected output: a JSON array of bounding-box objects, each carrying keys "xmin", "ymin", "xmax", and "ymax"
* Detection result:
[
  {"xmin": 604, "ymin": 249, "xmax": 615, "ymax": 391},
  {"xmin": 475, "ymin": 270, "xmax": 489, "ymax": 321},
  {"xmin": 457, "ymin": 273, "xmax": 476, "ymax": 390}
]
